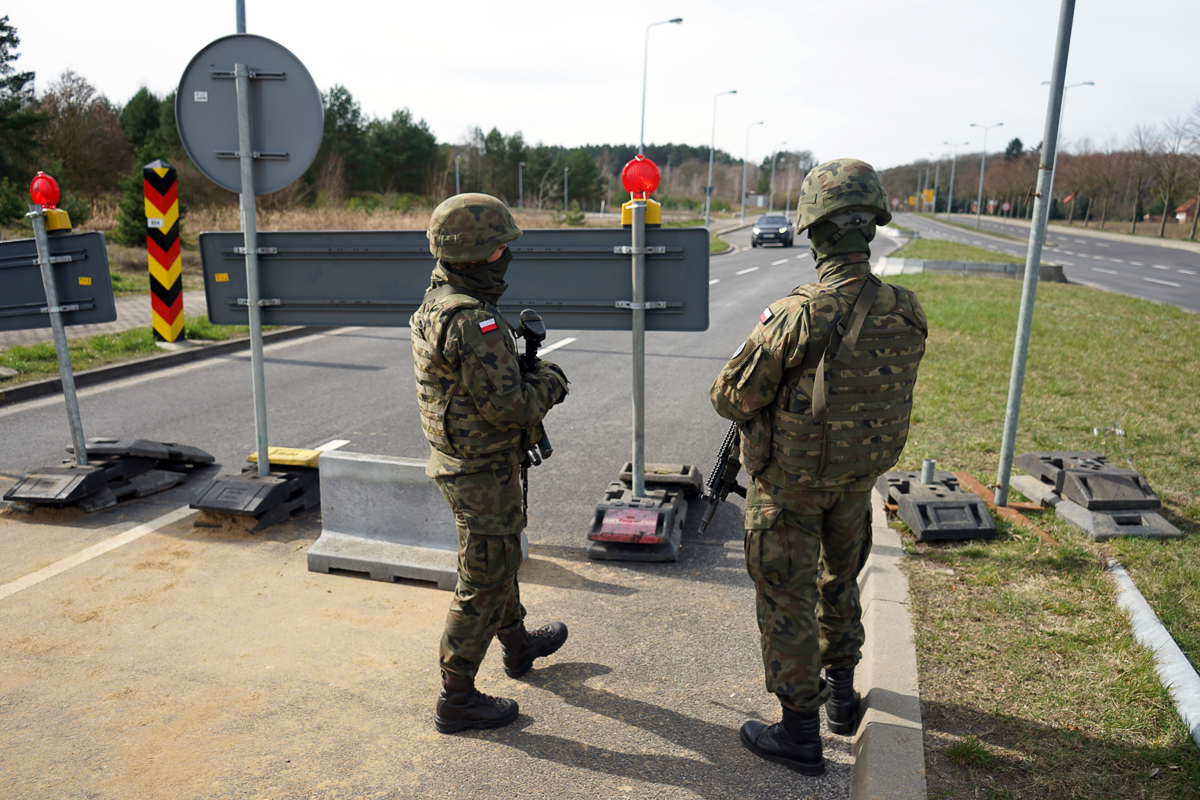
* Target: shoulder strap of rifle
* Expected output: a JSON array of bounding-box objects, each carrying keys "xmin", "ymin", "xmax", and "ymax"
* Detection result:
[{"xmin": 812, "ymin": 274, "xmax": 882, "ymax": 423}]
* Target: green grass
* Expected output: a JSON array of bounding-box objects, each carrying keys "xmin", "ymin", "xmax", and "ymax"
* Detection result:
[
  {"xmin": 0, "ymin": 316, "xmax": 259, "ymax": 388},
  {"xmin": 663, "ymin": 218, "xmax": 731, "ymax": 253},
  {"xmin": 888, "ymin": 221, "xmax": 914, "ymax": 233},
  {"xmin": 889, "ymin": 272, "xmax": 1200, "ymax": 799},
  {"xmin": 890, "ymin": 238, "xmax": 1025, "ymax": 264}
]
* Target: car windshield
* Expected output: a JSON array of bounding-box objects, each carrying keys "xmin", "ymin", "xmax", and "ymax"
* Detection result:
[{"xmin": 758, "ymin": 216, "xmax": 787, "ymax": 226}]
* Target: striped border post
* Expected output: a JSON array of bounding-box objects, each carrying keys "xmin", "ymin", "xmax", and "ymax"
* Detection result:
[{"xmin": 144, "ymin": 159, "xmax": 182, "ymax": 341}]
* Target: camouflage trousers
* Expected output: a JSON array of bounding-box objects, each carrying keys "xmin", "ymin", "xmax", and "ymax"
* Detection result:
[
  {"xmin": 435, "ymin": 465, "xmax": 527, "ymax": 681},
  {"xmin": 743, "ymin": 476, "xmax": 873, "ymax": 712}
]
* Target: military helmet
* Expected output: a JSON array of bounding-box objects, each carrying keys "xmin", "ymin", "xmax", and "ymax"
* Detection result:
[
  {"xmin": 795, "ymin": 159, "xmax": 892, "ymax": 234},
  {"xmin": 427, "ymin": 193, "xmax": 523, "ymax": 264}
]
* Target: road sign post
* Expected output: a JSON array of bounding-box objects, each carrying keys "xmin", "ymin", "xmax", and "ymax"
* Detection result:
[{"xmin": 144, "ymin": 161, "xmax": 183, "ymax": 341}]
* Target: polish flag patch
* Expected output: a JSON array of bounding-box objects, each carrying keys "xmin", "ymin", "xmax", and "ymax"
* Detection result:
[
  {"xmin": 478, "ymin": 318, "xmax": 498, "ymax": 333},
  {"xmin": 759, "ymin": 307, "xmax": 774, "ymax": 324}
]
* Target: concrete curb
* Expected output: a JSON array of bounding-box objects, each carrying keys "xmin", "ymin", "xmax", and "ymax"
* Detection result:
[
  {"xmin": 875, "ymin": 257, "xmax": 1066, "ymax": 283},
  {"xmin": 0, "ymin": 326, "xmax": 324, "ymax": 408},
  {"xmin": 853, "ymin": 488, "xmax": 926, "ymax": 800}
]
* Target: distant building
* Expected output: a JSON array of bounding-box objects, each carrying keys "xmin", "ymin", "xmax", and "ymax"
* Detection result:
[{"xmin": 1175, "ymin": 196, "xmax": 1196, "ymax": 223}]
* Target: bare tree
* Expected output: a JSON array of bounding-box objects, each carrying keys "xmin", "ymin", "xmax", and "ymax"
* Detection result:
[
  {"xmin": 1126, "ymin": 125, "xmax": 1157, "ymax": 234},
  {"xmin": 36, "ymin": 70, "xmax": 129, "ymax": 195},
  {"xmin": 1089, "ymin": 137, "xmax": 1123, "ymax": 228},
  {"xmin": 1186, "ymin": 102, "xmax": 1200, "ymax": 240},
  {"xmin": 1152, "ymin": 117, "xmax": 1189, "ymax": 236}
]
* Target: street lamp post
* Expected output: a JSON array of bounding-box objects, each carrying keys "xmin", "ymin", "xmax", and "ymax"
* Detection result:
[
  {"xmin": 768, "ymin": 142, "xmax": 786, "ymax": 212},
  {"xmin": 455, "ymin": 154, "xmax": 462, "ymax": 195},
  {"xmin": 970, "ymin": 122, "xmax": 1004, "ymax": 228},
  {"xmin": 518, "ymin": 161, "xmax": 525, "ymax": 210},
  {"xmin": 784, "ymin": 156, "xmax": 796, "ymax": 217},
  {"xmin": 931, "ymin": 153, "xmax": 941, "ymax": 214},
  {"xmin": 740, "ymin": 121, "xmax": 763, "ymax": 223},
  {"xmin": 704, "ymin": 89, "xmax": 737, "ymax": 229},
  {"xmin": 639, "ymin": 17, "xmax": 683, "ymax": 155},
  {"xmin": 1041, "ymin": 80, "xmax": 1094, "ymax": 208},
  {"xmin": 563, "ymin": 167, "xmax": 569, "ymax": 212},
  {"xmin": 943, "ymin": 140, "xmax": 969, "ymax": 220}
]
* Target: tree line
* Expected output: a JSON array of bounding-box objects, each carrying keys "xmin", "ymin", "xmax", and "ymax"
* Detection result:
[{"xmin": 881, "ymin": 106, "xmax": 1200, "ymax": 239}]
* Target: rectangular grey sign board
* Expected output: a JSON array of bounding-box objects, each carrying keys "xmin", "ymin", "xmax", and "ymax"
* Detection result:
[
  {"xmin": 0, "ymin": 231, "xmax": 117, "ymax": 332},
  {"xmin": 198, "ymin": 228, "xmax": 709, "ymax": 331}
]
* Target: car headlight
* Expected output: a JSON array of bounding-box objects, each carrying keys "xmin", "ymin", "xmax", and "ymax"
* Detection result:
[
  {"xmin": 779, "ymin": 227, "xmax": 788, "ymax": 233},
  {"xmin": 752, "ymin": 227, "xmax": 761, "ymax": 234}
]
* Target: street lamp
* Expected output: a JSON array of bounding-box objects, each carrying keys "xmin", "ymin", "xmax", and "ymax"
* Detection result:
[
  {"xmin": 784, "ymin": 155, "xmax": 798, "ymax": 217},
  {"xmin": 563, "ymin": 167, "xmax": 569, "ymax": 213},
  {"xmin": 943, "ymin": 140, "xmax": 969, "ymax": 220},
  {"xmin": 1041, "ymin": 80, "xmax": 1094, "ymax": 207},
  {"xmin": 639, "ymin": 17, "xmax": 683, "ymax": 155},
  {"xmin": 518, "ymin": 161, "xmax": 525, "ymax": 210},
  {"xmin": 768, "ymin": 142, "xmax": 787, "ymax": 212},
  {"xmin": 455, "ymin": 154, "xmax": 462, "ymax": 195},
  {"xmin": 740, "ymin": 121, "xmax": 764, "ymax": 223},
  {"xmin": 704, "ymin": 89, "xmax": 737, "ymax": 229},
  {"xmin": 970, "ymin": 122, "xmax": 1003, "ymax": 228}
]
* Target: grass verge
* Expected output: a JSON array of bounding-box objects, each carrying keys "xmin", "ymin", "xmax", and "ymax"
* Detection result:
[
  {"xmin": 889, "ymin": 238, "xmax": 1025, "ymax": 264},
  {"xmin": 664, "ymin": 218, "xmax": 731, "ymax": 253},
  {"xmin": 886, "ymin": 272, "xmax": 1200, "ymax": 799},
  {"xmin": 0, "ymin": 316, "xmax": 259, "ymax": 389},
  {"xmin": 920, "ymin": 213, "xmax": 1025, "ymax": 242}
]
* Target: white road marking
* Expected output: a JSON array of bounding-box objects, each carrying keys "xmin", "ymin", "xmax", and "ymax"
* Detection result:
[
  {"xmin": 1110, "ymin": 259, "xmax": 1124, "ymax": 263},
  {"xmin": 1095, "ymin": 243, "xmax": 1110, "ymax": 247},
  {"xmin": 539, "ymin": 337, "xmax": 577, "ymax": 356},
  {"xmin": 1152, "ymin": 264, "xmax": 1171, "ymax": 270},
  {"xmin": 316, "ymin": 439, "xmax": 350, "ymax": 452},
  {"xmin": 1075, "ymin": 239, "xmax": 1087, "ymax": 244},
  {"xmin": 1145, "ymin": 277, "xmax": 1182, "ymax": 287},
  {"xmin": 0, "ymin": 505, "xmax": 197, "ymax": 602},
  {"xmin": 1058, "ymin": 260, "xmax": 1075, "ymax": 266},
  {"xmin": 1063, "ymin": 250, "xmax": 1075, "ymax": 255},
  {"xmin": 1130, "ymin": 261, "xmax": 1144, "ymax": 266},
  {"xmin": 1178, "ymin": 269, "xmax": 1196, "ymax": 275},
  {"xmin": 771, "ymin": 259, "xmax": 789, "ymax": 265},
  {"xmin": 1092, "ymin": 267, "xmax": 1119, "ymax": 274},
  {"xmin": 709, "ymin": 278, "xmax": 720, "ymax": 285},
  {"xmin": 795, "ymin": 253, "xmax": 809, "ymax": 259},
  {"xmin": 736, "ymin": 267, "xmax": 760, "ymax": 275}
]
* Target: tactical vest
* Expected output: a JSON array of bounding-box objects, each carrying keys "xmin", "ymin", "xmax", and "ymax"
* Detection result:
[
  {"xmin": 767, "ymin": 278, "xmax": 926, "ymax": 488},
  {"xmin": 410, "ymin": 291, "xmax": 524, "ymax": 475}
]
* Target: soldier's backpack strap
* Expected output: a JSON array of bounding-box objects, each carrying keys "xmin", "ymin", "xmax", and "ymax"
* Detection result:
[{"xmin": 812, "ymin": 274, "xmax": 882, "ymax": 424}]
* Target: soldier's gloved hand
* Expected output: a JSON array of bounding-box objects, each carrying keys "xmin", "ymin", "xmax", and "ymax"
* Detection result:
[{"xmin": 537, "ymin": 360, "xmax": 569, "ymax": 405}]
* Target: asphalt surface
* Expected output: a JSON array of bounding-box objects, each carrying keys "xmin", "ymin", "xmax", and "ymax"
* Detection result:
[
  {"xmin": 895, "ymin": 212, "xmax": 1200, "ymax": 312},
  {"xmin": 0, "ymin": 226, "xmax": 904, "ymax": 800}
]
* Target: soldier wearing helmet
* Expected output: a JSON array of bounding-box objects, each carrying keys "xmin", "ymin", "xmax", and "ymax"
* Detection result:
[
  {"xmin": 709, "ymin": 159, "xmax": 927, "ymax": 775},
  {"xmin": 411, "ymin": 193, "xmax": 570, "ymax": 734}
]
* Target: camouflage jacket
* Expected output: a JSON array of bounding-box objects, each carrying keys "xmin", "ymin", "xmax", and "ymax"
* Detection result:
[
  {"xmin": 411, "ymin": 262, "xmax": 568, "ymax": 479},
  {"xmin": 710, "ymin": 254, "xmax": 927, "ymax": 490}
]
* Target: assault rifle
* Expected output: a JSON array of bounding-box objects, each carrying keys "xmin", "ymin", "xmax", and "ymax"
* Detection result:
[
  {"xmin": 698, "ymin": 421, "xmax": 746, "ymax": 535},
  {"xmin": 517, "ymin": 308, "xmax": 554, "ymax": 465}
]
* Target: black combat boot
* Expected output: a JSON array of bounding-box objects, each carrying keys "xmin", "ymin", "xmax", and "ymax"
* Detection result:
[
  {"xmin": 825, "ymin": 667, "xmax": 860, "ymax": 735},
  {"xmin": 434, "ymin": 674, "xmax": 519, "ymax": 734},
  {"xmin": 499, "ymin": 622, "xmax": 568, "ymax": 678},
  {"xmin": 739, "ymin": 707, "xmax": 825, "ymax": 776}
]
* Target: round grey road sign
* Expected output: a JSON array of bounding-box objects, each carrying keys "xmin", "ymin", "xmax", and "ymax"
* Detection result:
[{"xmin": 176, "ymin": 34, "xmax": 323, "ymax": 195}]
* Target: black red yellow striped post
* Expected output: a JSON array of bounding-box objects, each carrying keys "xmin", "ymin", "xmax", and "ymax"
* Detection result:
[{"xmin": 144, "ymin": 159, "xmax": 182, "ymax": 341}]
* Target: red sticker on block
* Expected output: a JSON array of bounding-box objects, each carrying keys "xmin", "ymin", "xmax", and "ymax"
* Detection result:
[
  {"xmin": 591, "ymin": 508, "xmax": 663, "ymax": 544},
  {"xmin": 478, "ymin": 318, "xmax": 498, "ymax": 333},
  {"xmin": 759, "ymin": 307, "xmax": 774, "ymax": 324}
]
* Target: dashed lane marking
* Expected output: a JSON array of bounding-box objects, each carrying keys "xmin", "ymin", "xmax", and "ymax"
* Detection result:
[
  {"xmin": 1092, "ymin": 267, "xmax": 1119, "ymax": 274},
  {"xmin": 795, "ymin": 253, "xmax": 809, "ymax": 259},
  {"xmin": 1110, "ymin": 259, "xmax": 1124, "ymax": 263},
  {"xmin": 1095, "ymin": 243, "xmax": 1110, "ymax": 247},
  {"xmin": 1145, "ymin": 277, "xmax": 1182, "ymax": 287},
  {"xmin": 539, "ymin": 337, "xmax": 577, "ymax": 356},
  {"xmin": 1152, "ymin": 264, "xmax": 1171, "ymax": 270},
  {"xmin": 316, "ymin": 439, "xmax": 350, "ymax": 452},
  {"xmin": 736, "ymin": 267, "xmax": 760, "ymax": 275},
  {"xmin": 0, "ymin": 505, "xmax": 197, "ymax": 602},
  {"xmin": 771, "ymin": 259, "xmax": 789, "ymax": 265},
  {"xmin": 1130, "ymin": 261, "xmax": 1144, "ymax": 266},
  {"xmin": 709, "ymin": 278, "xmax": 720, "ymax": 285},
  {"xmin": 1178, "ymin": 269, "xmax": 1196, "ymax": 275}
]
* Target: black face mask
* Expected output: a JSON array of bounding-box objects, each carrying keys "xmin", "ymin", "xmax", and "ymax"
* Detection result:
[{"xmin": 435, "ymin": 246, "xmax": 514, "ymax": 301}]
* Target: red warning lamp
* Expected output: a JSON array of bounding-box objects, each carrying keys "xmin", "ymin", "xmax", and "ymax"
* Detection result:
[
  {"xmin": 30, "ymin": 171, "xmax": 60, "ymax": 209},
  {"xmin": 621, "ymin": 155, "xmax": 660, "ymax": 199}
]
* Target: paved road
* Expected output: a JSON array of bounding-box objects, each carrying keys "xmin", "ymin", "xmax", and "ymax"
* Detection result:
[
  {"xmin": 0, "ymin": 227, "xmax": 903, "ymax": 800},
  {"xmin": 895, "ymin": 212, "xmax": 1200, "ymax": 312}
]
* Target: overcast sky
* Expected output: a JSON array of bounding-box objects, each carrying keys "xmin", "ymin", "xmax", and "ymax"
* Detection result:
[{"xmin": 11, "ymin": 1, "xmax": 1199, "ymax": 171}]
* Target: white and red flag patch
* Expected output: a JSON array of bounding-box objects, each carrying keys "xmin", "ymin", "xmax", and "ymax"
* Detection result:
[
  {"xmin": 478, "ymin": 318, "xmax": 498, "ymax": 333},
  {"xmin": 759, "ymin": 307, "xmax": 774, "ymax": 324}
]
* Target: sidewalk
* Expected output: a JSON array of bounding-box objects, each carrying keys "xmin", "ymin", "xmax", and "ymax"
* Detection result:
[{"xmin": 0, "ymin": 290, "xmax": 207, "ymax": 350}]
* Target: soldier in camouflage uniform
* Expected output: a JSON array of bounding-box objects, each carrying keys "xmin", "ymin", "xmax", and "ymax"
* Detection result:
[
  {"xmin": 410, "ymin": 194, "xmax": 571, "ymax": 734},
  {"xmin": 710, "ymin": 160, "xmax": 927, "ymax": 775}
]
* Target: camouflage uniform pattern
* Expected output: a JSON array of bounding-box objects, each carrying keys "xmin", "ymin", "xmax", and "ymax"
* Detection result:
[
  {"xmin": 436, "ymin": 466, "xmax": 527, "ymax": 680},
  {"xmin": 743, "ymin": 477, "xmax": 872, "ymax": 711},
  {"xmin": 427, "ymin": 193, "xmax": 523, "ymax": 263},
  {"xmin": 711, "ymin": 160, "xmax": 925, "ymax": 713}
]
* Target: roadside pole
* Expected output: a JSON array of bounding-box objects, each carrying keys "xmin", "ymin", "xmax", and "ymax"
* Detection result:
[
  {"xmin": 630, "ymin": 199, "xmax": 647, "ymax": 497},
  {"xmin": 28, "ymin": 198, "xmax": 87, "ymax": 466},
  {"xmin": 994, "ymin": 0, "xmax": 1076, "ymax": 505}
]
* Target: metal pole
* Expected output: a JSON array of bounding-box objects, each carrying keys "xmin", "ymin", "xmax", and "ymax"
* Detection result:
[
  {"xmin": 29, "ymin": 206, "xmax": 87, "ymax": 466},
  {"xmin": 972, "ymin": 122, "xmax": 1003, "ymax": 227},
  {"xmin": 768, "ymin": 143, "xmax": 785, "ymax": 212},
  {"xmin": 944, "ymin": 140, "xmax": 968, "ymax": 219},
  {"xmin": 933, "ymin": 159, "xmax": 941, "ymax": 213},
  {"xmin": 631, "ymin": 200, "xmax": 647, "ymax": 497},
  {"xmin": 564, "ymin": 167, "xmax": 569, "ymax": 212},
  {"xmin": 995, "ymin": 0, "xmax": 1075, "ymax": 505},
  {"xmin": 705, "ymin": 90, "xmax": 736, "ymax": 229},
  {"xmin": 1043, "ymin": 81, "xmax": 1093, "ymax": 208},
  {"xmin": 784, "ymin": 157, "xmax": 795, "ymax": 217},
  {"xmin": 740, "ymin": 122, "xmax": 761, "ymax": 223},
  {"xmin": 918, "ymin": 167, "xmax": 927, "ymax": 213},
  {"xmin": 236, "ymin": 0, "xmax": 245, "ymax": 32},
  {"xmin": 518, "ymin": 162, "xmax": 524, "ymax": 210},
  {"xmin": 639, "ymin": 18, "xmax": 682, "ymax": 156},
  {"xmin": 235, "ymin": 62, "xmax": 270, "ymax": 478},
  {"xmin": 455, "ymin": 155, "xmax": 461, "ymax": 195}
]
